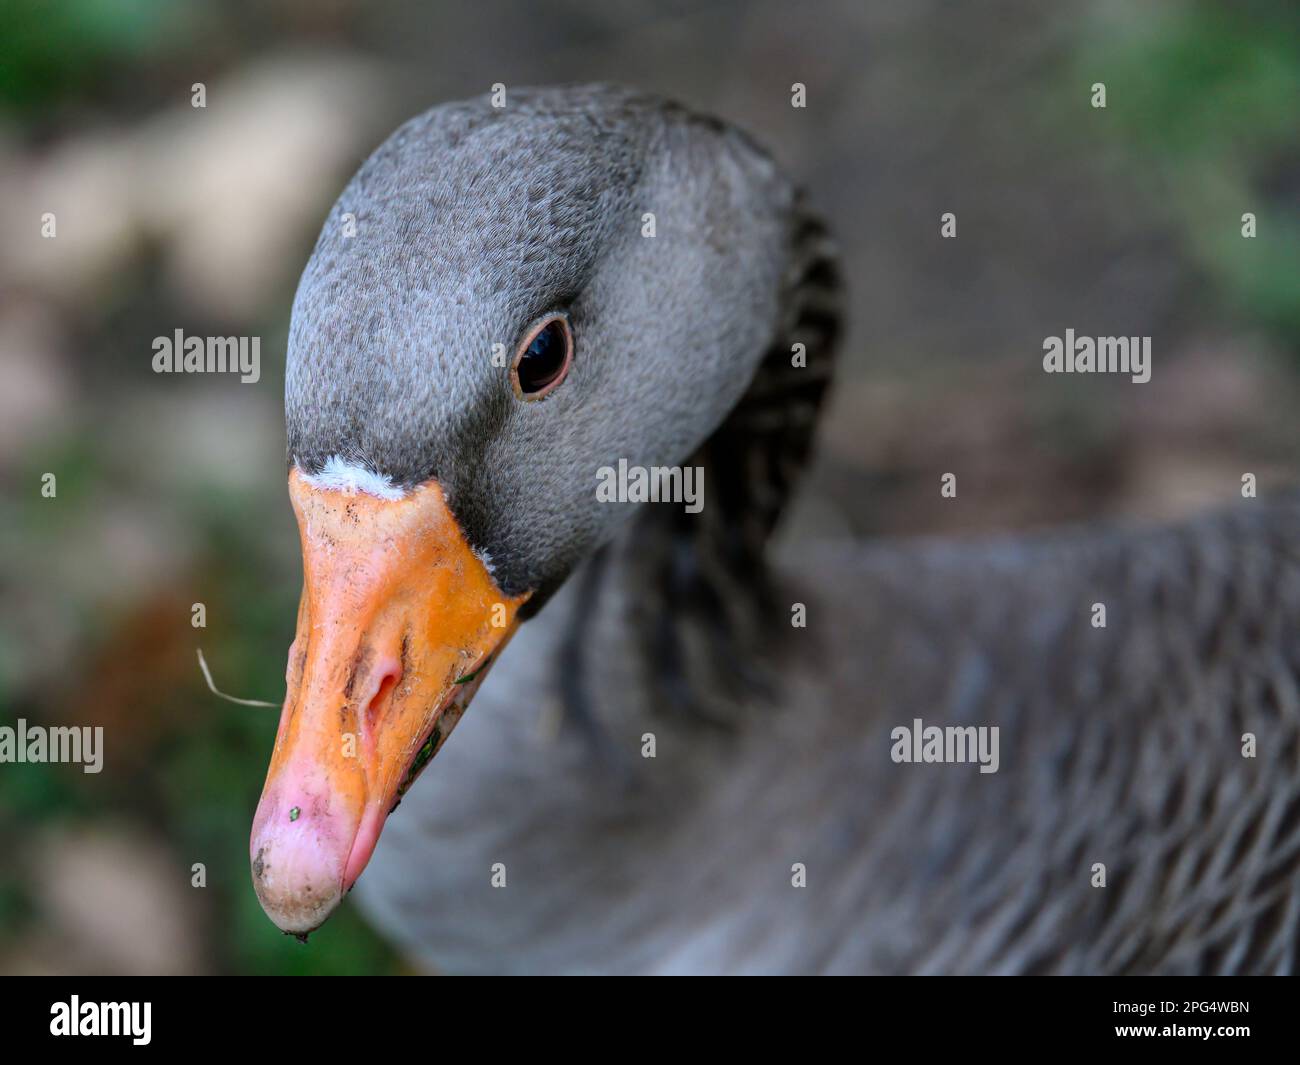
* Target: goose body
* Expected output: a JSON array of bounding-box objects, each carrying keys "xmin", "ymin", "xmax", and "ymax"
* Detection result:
[
  {"xmin": 254, "ymin": 84, "xmax": 1300, "ymax": 974},
  {"xmin": 357, "ymin": 499, "xmax": 1300, "ymax": 974}
]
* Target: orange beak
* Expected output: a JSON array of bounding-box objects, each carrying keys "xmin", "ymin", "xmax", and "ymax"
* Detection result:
[{"xmin": 250, "ymin": 468, "xmax": 529, "ymax": 935}]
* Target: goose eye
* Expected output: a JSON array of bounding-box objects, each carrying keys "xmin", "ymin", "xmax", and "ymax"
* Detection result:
[{"xmin": 511, "ymin": 315, "xmax": 573, "ymax": 399}]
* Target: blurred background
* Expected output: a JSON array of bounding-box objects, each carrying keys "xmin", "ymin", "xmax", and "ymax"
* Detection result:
[{"xmin": 0, "ymin": 0, "xmax": 1296, "ymax": 974}]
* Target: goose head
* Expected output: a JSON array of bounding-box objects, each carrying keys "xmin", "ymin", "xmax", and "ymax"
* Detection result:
[{"xmin": 251, "ymin": 85, "xmax": 809, "ymax": 935}]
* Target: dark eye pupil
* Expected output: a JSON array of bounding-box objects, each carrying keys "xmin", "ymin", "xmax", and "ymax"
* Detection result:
[{"xmin": 517, "ymin": 320, "xmax": 567, "ymax": 393}]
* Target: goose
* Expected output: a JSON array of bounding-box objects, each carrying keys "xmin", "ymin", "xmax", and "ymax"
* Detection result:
[{"xmin": 250, "ymin": 83, "xmax": 1300, "ymax": 975}]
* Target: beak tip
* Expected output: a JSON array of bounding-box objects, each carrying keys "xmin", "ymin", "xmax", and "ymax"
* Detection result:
[
  {"xmin": 251, "ymin": 838, "xmax": 346, "ymax": 935},
  {"xmin": 250, "ymin": 803, "xmax": 351, "ymax": 936}
]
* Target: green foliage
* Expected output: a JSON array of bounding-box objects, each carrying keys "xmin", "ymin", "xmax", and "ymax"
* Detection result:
[
  {"xmin": 0, "ymin": 0, "xmax": 189, "ymax": 111},
  {"xmin": 1071, "ymin": 1, "xmax": 1300, "ymax": 344}
]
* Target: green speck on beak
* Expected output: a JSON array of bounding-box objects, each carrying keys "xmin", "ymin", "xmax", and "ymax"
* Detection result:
[{"xmin": 454, "ymin": 654, "xmax": 492, "ymax": 685}]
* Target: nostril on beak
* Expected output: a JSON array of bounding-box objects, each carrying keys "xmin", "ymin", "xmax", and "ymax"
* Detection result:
[
  {"xmin": 362, "ymin": 655, "xmax": 403, "ymax": 728},
  {"xmin": 369, "ymin": 673, "xmax": 397, "ymax": 717}
]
